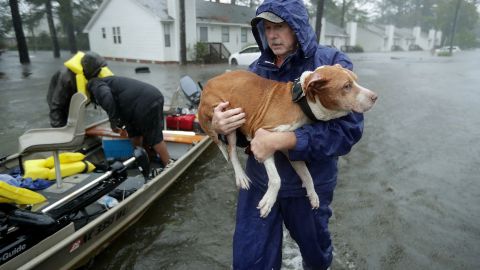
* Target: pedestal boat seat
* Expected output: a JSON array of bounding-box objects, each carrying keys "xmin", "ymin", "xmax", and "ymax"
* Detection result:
[{"xmin": 18, "ymin": 92, "xmax": 87, "ymax": 190}]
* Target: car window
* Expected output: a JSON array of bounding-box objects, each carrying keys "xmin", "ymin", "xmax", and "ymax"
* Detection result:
[{"xmin": 241, "ymin": 47, "xmax": 259, "ymax": 54}]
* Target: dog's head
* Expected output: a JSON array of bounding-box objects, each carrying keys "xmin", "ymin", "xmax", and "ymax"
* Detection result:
[{"xmin": 300, "ymin": 64, "xmax": 377, "ymax": 114}]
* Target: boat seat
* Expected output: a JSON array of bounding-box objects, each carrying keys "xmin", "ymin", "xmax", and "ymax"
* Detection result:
[{"xmin": 18, "ymin": 92, "xmax": 87, "ymax": 190}]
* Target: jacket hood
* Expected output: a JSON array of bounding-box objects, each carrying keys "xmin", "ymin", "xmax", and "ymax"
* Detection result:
[
  {"xmin": 251, "ymin": 0, "xmax": 318, "ymax": 59},
  {"xmin": 81, "ymin": 51, "xmax": 107, "ymax": 79}
]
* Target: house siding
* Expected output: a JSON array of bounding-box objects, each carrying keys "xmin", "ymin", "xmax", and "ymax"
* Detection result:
[
  {"xmin": 196, "ymin": 23, "xmax": 255, "ymax": 55},
  {"xmin": 88, "ymin": 0, "xmax": 175, "ymax": 62},
  {"xmin": 356, "ymin": 27, "xmax": 386, "ymax": 52}
]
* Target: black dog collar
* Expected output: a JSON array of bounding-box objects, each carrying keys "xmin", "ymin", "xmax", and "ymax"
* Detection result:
[{"xmin": 291, "ymin": 78, "xmax": 317, "ymax": 122}]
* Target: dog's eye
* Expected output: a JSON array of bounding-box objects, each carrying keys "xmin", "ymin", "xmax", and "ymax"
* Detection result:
[{"xmin": 343, "ymin": 83, "xmax": 352, "ymax": 91}]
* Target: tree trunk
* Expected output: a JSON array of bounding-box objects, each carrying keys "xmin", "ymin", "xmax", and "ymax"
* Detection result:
[
  {"xmin": 315, "ymin": 0, "xmax": 325, "ymax": 43},
  {"xmin": 414, "ymin": 0, "xmax": 422, "ymax": 26},
  {"xmin": 59, "ymin": 0, "xmax": 77, "ymax": 54},
  {"xmin": 30, "ymin": 27, "xmax": 37, "ymax": 52},
  {"xmin": 8, "ymin": 0, "xmax": 30, "ymax": 64},
  {"xmin": 448, "ymin": 0, "xmax": 461, "ymax": 54},
  {"xmin": 340, "ymin": 0, "xmax": 346, "ymax": 28},
  {"xmin": 179, "ymin": 0, "xmax": 187, "ymax": 64},
  {"xmin": 46, "ymin": 0, "xmax": 60, "ymax": 58}
]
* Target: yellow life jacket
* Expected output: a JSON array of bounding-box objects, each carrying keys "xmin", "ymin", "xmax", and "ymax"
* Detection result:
[
  {"xmin": 23, "ymin": 152, "xmax": 96, "ymax": 180},
  {"xmin": 44, "ymin": 152, "xmax": 85, "ymax": 167},
  {"xmin": 0, "ymin": 181, "xmax": 47, "ymax": 205},
  {"xmin": 63, "ymin": 51, "xmax": 114, "ymax": 101}
]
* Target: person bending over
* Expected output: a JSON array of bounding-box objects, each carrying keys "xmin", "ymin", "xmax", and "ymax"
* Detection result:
[{"xmin": 87, "ymin": 76, "xmax": 171, "ymax": 167}]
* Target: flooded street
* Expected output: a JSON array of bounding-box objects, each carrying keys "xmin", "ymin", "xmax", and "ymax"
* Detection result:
[{"xmin": 1, "ymin": 50, "xmax": 479, "ymax": 269}]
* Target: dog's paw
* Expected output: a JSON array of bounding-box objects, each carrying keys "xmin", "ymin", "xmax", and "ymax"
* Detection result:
[
  {"xmin": 233, "ymin": 163, "xmax": 250, "ymax": 189},
  {"xmin": 257, "ymin": 192, "xmax": 276, "ymax": 218},
  {"xmin": 308, "ymin": 192, "xmax": 320, "ymax": 209},
  {"xmin": 257, "ymin": 201, "xmax": 273, "ymax": 218},
  {"xmin": 236, "ymin": 176, "xmax": 251, "ymax": 190}
]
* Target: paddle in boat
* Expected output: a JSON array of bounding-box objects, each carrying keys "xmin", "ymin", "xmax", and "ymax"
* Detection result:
[{"xmin": 0, "ymin": 75, "xmax": 211, "ymax": 269}]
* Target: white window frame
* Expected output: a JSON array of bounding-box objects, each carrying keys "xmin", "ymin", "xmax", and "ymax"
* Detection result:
[
  {"xmin": 241, "ymin": 28, "xmax": 247, "ymax": 43},
  {"xmin": 112, "ymin": 26, "xmax": 121, "ymax": 44},
  {"xmin": 222, "ymin": 26, "xmax": 229, "ymax": 42},
  {"xmin": 163, "ymin": 23, "xmax": 171, "ymax": 47},
  {"xmin": 199, "ymin": 26, "xmax": 208, "ymax": 42}
]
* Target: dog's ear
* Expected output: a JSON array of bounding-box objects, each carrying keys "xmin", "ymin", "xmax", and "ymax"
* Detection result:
[{"xmin": 305, "ymin": 72, "xmax": 328, "ymax": 102}]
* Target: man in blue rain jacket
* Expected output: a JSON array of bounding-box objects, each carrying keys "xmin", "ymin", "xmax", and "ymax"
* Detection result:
[{"xmin": 212, "ymin": 0, "xmax": 364, "ymax": 269}]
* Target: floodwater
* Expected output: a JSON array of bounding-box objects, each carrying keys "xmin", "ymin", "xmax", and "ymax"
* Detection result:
[{"xmin": 1, "ymin": 50, "xmax": 479, "ymax": 270}]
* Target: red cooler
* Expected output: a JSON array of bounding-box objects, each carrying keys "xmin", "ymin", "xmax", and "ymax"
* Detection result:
[{"xmin": 166, "ymin": 114, "xmax": 196, "ymax": 131}]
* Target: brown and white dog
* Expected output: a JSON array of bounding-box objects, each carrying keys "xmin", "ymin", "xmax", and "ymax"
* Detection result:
[{"xmin": 198, "ymin": 64, "xmax": 377, "ymax": 217}]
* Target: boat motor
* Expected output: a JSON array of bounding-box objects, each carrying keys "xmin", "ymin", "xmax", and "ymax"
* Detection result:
[{"xmin": 179, "ymin": 75, "xmax": 201, "ymax": 107}]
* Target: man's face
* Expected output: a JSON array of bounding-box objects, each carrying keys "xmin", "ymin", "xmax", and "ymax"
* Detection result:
[{"xmin": 264, "ymin": 21, "xmax": 297, "ymax": 59}]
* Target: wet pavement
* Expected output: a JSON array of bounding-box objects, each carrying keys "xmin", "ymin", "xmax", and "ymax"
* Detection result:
[{"xmin": 1, "ymin": 49, "xmax": 479, "ymax": 269}]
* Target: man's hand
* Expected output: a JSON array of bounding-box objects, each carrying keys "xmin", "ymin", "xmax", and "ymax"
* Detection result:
[
  {"xmin": 251, "ymin": 128, "xmax": 297, "ymax": 162},
  {"xmin": 110, "ymin": 125, "xmax": 128, "ymax": 138},
  {"xmin": 110, "ymin": 120, "xmax": 122, "ymax": 134},
  {"xmin": 212, "ymin": 101, "xmax": 246, "ymax": 135},
  {"xmin": 111, "ymin": 127, "xmax": 121, "ymax": 133}
]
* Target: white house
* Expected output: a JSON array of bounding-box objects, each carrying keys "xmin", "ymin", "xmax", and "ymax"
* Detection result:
[
  {"xmin": 195, "ymin": 1, "xmax": 256, "ymax": 56},
  {"xmin": 84, "ymin": 0, "xmax": 181, "ymax": 63},
  {"xmin": 84, "ymin": 0, "xmax": 444, "ymax": 61},
  {"xmin": 310, "ymin": 17, "xmax": 350, "ymax": 49},
  {"xmin": 349, "ymin": 23, "xmax": 388, "ymax": 52},
  {"xmin": 345, "ymin": 22, "xmax": 442, "ymax": 52},
  {"xmin": 84, "ymin": 0, "xmax": 256, "ymax": 63},
  {"xmin": 395, "ymin": 27, "xmax": 416, "ymax": 50},
  {"xmin": 322, "ymin": 20, "xmax": 349, "ymax": 48}
]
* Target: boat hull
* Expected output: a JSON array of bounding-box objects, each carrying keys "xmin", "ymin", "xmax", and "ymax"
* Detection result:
[{"xmin": 1, "ymin": 135, "xmax": 211, "ymax": 270}]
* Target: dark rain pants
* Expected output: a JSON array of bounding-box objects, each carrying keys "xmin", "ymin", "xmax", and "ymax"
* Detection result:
[{"xmin": 233, "ymin": 183, "xmax": 335, "ymax": 270}]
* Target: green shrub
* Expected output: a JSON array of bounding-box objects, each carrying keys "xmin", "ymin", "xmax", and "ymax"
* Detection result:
[
  {"xmin": 437, "ymin": 51, "xmax": 452, "ymax": 57},
  {"xmin": 194, "ymin": 42, "xmax": 208, "ymax": 63},
  {"xmin": 340, "ymin": 45, "xmax": 364, "ymax": 53},
  {"xmin": 352, "ymin": 45, "xmax": 364, "ymax": 52}
]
